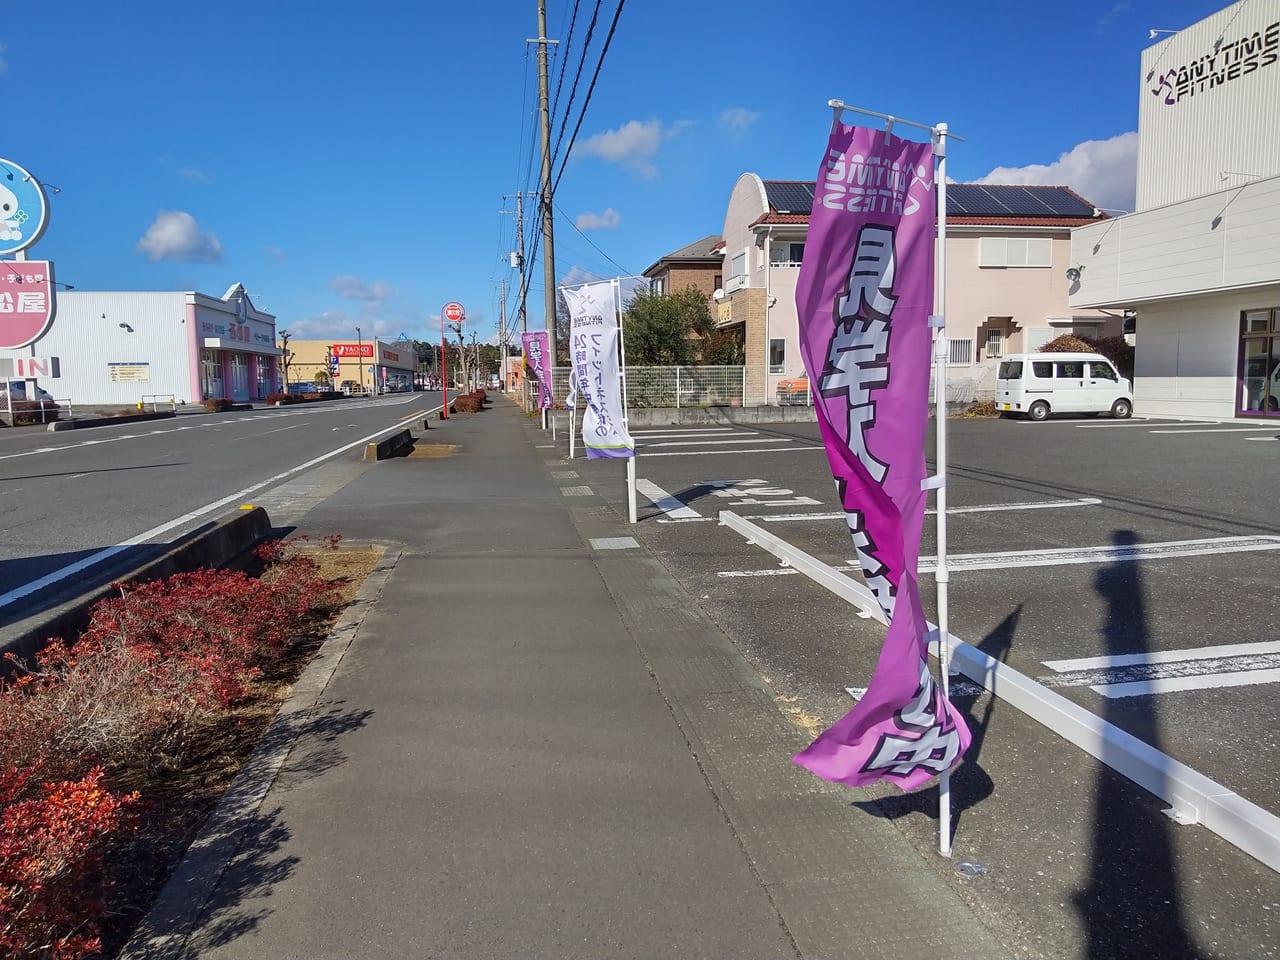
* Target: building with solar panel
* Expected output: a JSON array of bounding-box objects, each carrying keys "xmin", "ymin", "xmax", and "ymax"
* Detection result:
[
  {"xmin": 1069, "ymin": 0, "xmax": 1280, "ymax": 419},
  {"xmin": 715, "ymin": 174, "xmax": 1119, "ymax": 406}
]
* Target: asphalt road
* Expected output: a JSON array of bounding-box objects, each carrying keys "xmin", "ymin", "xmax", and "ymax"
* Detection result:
[
  {"xmin": 562, "ymin": 413, "xmax": 1280, "ymax": 959},
  {"xmin": 0, "ymin": 392, "xmax": 442, "ymax": 621}
]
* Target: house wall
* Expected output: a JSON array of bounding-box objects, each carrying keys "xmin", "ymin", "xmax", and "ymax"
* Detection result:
[
  {"xmin": 1131, "ymin": 285, "xmax": 1280, "ymax": 418},
  {"xmin": 722, "ymin": 174, "xmax": 768, "ymax": 293},
  {"xmin": 662, "ymin": 264, "xmax": 720, "ymax": 298}
]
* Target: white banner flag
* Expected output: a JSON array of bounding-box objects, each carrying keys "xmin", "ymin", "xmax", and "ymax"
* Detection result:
[{"xmin": 563, "ymin": 281, "xmax": 634, "ymax": 460}]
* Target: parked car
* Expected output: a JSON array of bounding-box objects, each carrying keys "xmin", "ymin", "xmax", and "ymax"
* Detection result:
[
  {"xmin": 0, "ymin": 380, "xmax": 55, "ymax": 403},
  {"xmin": 996, "ymin": 352, "xmax": 1132, "ymax": 421},
  {"xmin": 488, "ymin": 373, "xmax": 501, "ymax": 390},
  {"xmin": 776, "ymin": 375, "xmax": 811, "ymax": 405}
]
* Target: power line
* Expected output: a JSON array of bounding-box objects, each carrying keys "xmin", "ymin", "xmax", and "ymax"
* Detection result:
[
  {"xmin": 551, "ymin": 0, "xmax": 602, "ymax": 168},
  {"xmin": 554, "ymin": 200, "xmax": 632, "ymax": 276},
  {"xmin": 553, "ymin": 0, "xmax": 625, "ymax": 193},
  {"xmin": 549, "ymin": 0, "xmax": 581, "ymax": 132}
]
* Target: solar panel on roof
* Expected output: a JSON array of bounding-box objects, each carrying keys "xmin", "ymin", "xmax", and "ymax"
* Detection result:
[{"xmin": 764, "ymin": 182, "xmax": 815, "ymax": 213}]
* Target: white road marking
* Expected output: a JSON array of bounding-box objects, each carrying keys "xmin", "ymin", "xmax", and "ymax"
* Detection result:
[
  {"xmin": 914, "ymin": 535, "xmax": 1280, "ymax": 572},
  {"xmin": 1041, "ymin": 642, "xmax": 1280, "ymax": 699},
  {"xmin": 642, "ymin": 446, "xmax": 824, "ymax": 458},
  {"xmin": 1044, "ymin": 640, "xmax": 1280, "ymax": 672},
  {"xmin": 589, "ymin": 537, "xmax": 639, "ymax": 550},
  {"xmin": 0, "ymin": 417, "xmax": 427, "ymax": 610},
  {"xmin": 639, "ymin": 437, "xmax": 793, "ymax": 448},
  {"xmin": 1246, "ymin": 436, "xmax": 1279, "ymax": 442},
  {"xmin": 1148, "ymin": 427, "xmax": 1280, "ymax": 435},
  {"xmin": 630, "ymin": 429, "xmax": 744, "ymax": 438},
  {"xmin": 635, "ymin": 479, "xmax": 702, "ymax": 519},
  {"xmin": 718, "ymin": 567, "xmax": 801, "ymax": 578},
  {"xmin": 743, "ymin": 497, "xmax": 1101, "ymax": 522}
]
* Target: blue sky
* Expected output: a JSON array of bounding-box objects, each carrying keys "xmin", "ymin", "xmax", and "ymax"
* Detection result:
[{"xmin": 0, "ymin": 0, "xmax": 1228, "ymax": 344}]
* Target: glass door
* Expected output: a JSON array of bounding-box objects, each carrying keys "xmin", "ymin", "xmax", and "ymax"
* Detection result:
[{"xmin": 1239, "ymin": 309, "xmax": 1279, "ymax": 417}]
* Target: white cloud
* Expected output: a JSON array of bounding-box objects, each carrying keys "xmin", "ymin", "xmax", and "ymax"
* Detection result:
[
  {"xmin": 136, "ymin": 211, "xmax": 223, "ymax": 263},
  {"xmin": 265, "ymin": 245, "xmax": 288, "ymax": 264},
  {"xmin": 330, "ymin": 274, "xmax": 392, "ymax": 302},
  {"xmin": 177, "ymin": 166, "xmax": 214, "ymax": 184},
  {"xmin": 719, "ymin": 107, "xmax": 761, "ymax": 136},
  {"xmin": 975, "ymin": 131, "xmax": 1139, "ymax": 212},
  {"xmin": 1096, "ymin": 2, "xmax": 1132, "ymax": 34},
  {"xmin": 575, "ymin": 207, "xmax": 620, "ymax": 230},
  {"xmin": 0, "ymin": 41, "xmax": 8, "ymax": 75},
  {"xmin": 574, "ymin": 119, "xmax": 689, "ymax": 178},
  {"xmin": 560, "ymin": 265, "xmax": 607, "ymax": 287}
]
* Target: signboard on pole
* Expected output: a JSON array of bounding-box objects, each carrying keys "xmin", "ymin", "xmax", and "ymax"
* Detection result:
[
  {"xmin": 443, "ymin": 301, "xmax": 465, "ymax": 324},
  {"xmin": 791, "ymin": 118, "xmax": 969, "ymax": 792},
  {"xmin": 0, "ymin": 158, "xmax": 51, "ymax": 256},
  {"xmin": 521, "ymin": 331, "xmax": 554, "ymax": 409},
  {"xmin": 0, "ymin": 259, "xmax": 56, "ymax": 349},
  {"xmin": 562, "ymin": 280, "xmax": 634, "ymax": 459},
  {"xmin": 332, "ymin": 343, "xmax": 373, "ymax": 357}
]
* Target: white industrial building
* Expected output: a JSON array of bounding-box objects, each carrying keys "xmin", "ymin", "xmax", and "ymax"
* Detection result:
[
  {"xmin": 0, "ymin": 283, "xmax": 281, "ymax": 407},
  {"xmin": 1069, "ymin": 0, "xmax": 1280, "ymax": 419}
]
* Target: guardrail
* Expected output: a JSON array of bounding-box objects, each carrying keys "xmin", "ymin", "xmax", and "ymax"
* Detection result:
[{"xmin": 141, "ymin": 393, "xmax": 177, "ymax": 412}]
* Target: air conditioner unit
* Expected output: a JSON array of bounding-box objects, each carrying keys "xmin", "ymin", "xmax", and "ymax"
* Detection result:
[{"xmin": 725, "ymin": 274, "xmax": 748, "ymax": 294}]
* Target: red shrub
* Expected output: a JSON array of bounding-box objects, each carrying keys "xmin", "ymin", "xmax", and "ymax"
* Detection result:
[
  {"xmin": 201, "ymin": 398, "xmax": 233, "ymax": 413},
  {"xmin": 0, "ymin": 767, "xmax": 139, "ymax": 960}
]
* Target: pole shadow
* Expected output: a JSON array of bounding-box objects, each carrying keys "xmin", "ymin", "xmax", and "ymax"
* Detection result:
[{"xmin": 1073, "ymin": 529, "xmax": 1200, "ymax": 959}]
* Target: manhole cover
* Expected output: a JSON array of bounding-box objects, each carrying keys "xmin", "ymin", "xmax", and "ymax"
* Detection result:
[{"xmin": 407, "ymin": 443, "xmax": 457, "ymax": 458}]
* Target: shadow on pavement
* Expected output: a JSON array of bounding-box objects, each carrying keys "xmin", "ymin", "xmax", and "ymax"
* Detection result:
[{"xmin": 1073, "ymin": 529, "xmax": 1200, "ymax": 959}]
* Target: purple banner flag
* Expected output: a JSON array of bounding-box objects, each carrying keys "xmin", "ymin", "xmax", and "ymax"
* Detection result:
[
  {"xmin": 792, "ymin": 120, "xmax": 970, "ymax": 791},
  {"xmin": 521, "ymin": 330, "xmax": 554, "ymax": 409}
]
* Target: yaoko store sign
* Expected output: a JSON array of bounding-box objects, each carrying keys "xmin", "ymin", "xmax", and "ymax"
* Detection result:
[{"xmin": 333, "ymin": 343, "xmax": 373, "ymax": 357}]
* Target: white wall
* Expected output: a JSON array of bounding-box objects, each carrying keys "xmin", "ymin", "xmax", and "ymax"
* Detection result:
[
  {"xmin": 1137, "ymin": 2, "xmax": 1280, "ymax": 210},
  {"xmin": 0, "ymin": 292, "xmax": 194, "ymax": 406},
  {"xmin": 1070, "ymin": 175, "xmax": 1280, "ymax": 309},
  {"xmin": 1133, "ymin": 285, "xmax": 1280, "ymax": 418}
]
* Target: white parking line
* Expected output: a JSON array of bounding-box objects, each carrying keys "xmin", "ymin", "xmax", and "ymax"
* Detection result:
[
  {"xmin": 1148, "ymin": 427, "xmax": 1280, "ymax": 434},
  {"xmin": 743, "ymin": 497, "xmax": 1101, "ymax": 522},
  {"xmin": 630, "ymin": 429, "xmax": 744, "ymax": 438},
  {"xmin": 1041, "ymin": 641, "xmax": 1280, "ymax": 699},
  {"xmin": 914, "ymin": 535, "xmax": 1280, "ymax": 573},
  {"xmin": 639, "ymin": 437, "xmax": 793, "ymax": 448},
  {"xmin": 635, "ymin": 479, "xmax": 702, "ymax": 519},
  {"xmin": 642, "ymin": 446, "xmax": 824, "ymax": 458}
]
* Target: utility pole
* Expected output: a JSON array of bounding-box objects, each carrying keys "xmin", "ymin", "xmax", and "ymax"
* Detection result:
[{"xmin": 530, "ymin": 0, "xmax": 558, "ymax": 363}]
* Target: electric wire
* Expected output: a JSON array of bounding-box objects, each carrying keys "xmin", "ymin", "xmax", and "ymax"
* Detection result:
[
  {"xmin": 552, "ymin": 0, "xmax": 625, "ymax": 194},
  {"xmin": 551, "ymin": 0, "xmax": 602, "ymax": 168}
]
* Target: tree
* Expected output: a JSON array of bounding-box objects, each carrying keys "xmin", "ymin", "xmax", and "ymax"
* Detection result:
[
  {"xmin": 313, "ymin": 370, "xmax": 332, "ymax": 389},
  {"xmin": 621, "ymin": 287, "xmax": 716, "ymax": 365}
]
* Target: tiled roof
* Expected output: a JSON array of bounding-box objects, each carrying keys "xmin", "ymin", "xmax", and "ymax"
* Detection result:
[{"xmin": 642, "ymin": 234, "xmax": 724, "ymax": 278}]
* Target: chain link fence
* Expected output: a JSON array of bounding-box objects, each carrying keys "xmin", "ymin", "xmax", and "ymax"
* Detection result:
[{"xmin": 524, "ymin": 366, "xmax": 746, "ymax": 410}]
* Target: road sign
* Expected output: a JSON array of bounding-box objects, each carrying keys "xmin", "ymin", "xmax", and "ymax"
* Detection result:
[{"xmin": 443, "ymin": 301, "xmax": 465, "ymax": 323}]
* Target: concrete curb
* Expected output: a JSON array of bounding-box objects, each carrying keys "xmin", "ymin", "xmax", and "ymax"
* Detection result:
[
  {"xmin": 363, "ymin": 427, "xmax": 414, "ymax": 461},
  {"xmin": 0, "ymin": 507, "xmax": 274, "ymax": 666},
  {"xmin": 48, "ymin": 411, "xmax": 178, "ymax": 431},
  {"xmin": 119, "ymin": 544, "xmax": 403, "ymax": 960}
]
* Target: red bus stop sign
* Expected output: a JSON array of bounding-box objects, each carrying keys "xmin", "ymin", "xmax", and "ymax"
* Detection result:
[{"xmin": 443, "ymin": 301, "xmax": 465, "ymax": 324}]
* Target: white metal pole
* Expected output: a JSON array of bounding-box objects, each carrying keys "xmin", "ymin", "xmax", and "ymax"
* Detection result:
[
  {"xmin": 570, "ymin": 408, "xmax": 576, "ymax": 459},
  {"xmin": 932, "ymin": 121, "xmax": 954, "ymax": 858},
  {"xmin": 615, "ymin": 278, "xmax": 638, "ymax": 524}
]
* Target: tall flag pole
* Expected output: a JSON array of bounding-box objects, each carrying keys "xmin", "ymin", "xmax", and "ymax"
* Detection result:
[{"xmin": 792, "ymin": 101, "xmax": 970, "ymax": 854}]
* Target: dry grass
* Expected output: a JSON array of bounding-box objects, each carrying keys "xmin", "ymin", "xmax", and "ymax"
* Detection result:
[{"xmin": 98, "ymin": 546, "xmax": 382, "ymax": 957}]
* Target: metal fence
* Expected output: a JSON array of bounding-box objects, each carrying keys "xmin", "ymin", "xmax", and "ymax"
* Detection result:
[{"xmin": 527, "ymin": 366, "xmax": 746, "ymax": 410}]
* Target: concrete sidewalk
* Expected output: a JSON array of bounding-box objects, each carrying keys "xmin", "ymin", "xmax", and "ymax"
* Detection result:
[{"xmin": 125, "ymin": 401, "xmax": 1012, "ymax": 960}]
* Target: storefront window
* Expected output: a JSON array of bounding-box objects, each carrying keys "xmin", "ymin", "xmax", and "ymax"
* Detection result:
[
  {"xmin": 230, "ymin": 354, "xmax": 250, "ymax": 402},
  {"xmin": 201, "ymin": 349, "xmax": 223, "ymax": 400},
  {"xmin": 1238, "ymin": 308, "xmax": 1279, "ymax": 417}
]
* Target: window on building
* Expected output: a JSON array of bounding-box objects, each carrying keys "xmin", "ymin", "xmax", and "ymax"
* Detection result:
[
  {"xmin": 730, "ymin": 251, "xmax": 747, "ymax": 278},
  {"xmin": 985, "ymin": 328, "xmax": 1006, "ymax": 358},
  {"xmin": 768, "ymin": 338, "xmax": 785, "ymax": 374},
  {"xmin": 948, "ymin": 338, "xmax": 973, "ymax": 365},
  {"xmin": 651, "ymin": 276, "xmax": 666, "ymax": 295},
  {"xmin": 713, "ymin": 273, "xmax": 722, "ymax": 291},
  {"xmin": 769, "ymin": 242, "xmax": 805, "ymax": 267},
  {"xmin": 979, "ymin": 237, "xmax": 1052, "ymax": 267}
]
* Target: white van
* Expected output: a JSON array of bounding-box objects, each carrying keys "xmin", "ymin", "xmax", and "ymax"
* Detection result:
[{"xmin": 995, "ymin": 352, "xmax": 1132, "ymax": 421}]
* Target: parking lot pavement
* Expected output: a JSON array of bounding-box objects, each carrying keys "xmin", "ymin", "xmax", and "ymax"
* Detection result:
[{"xmin": 547, "ymin": 416, "xmax": 1280, "ymax": 958}]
